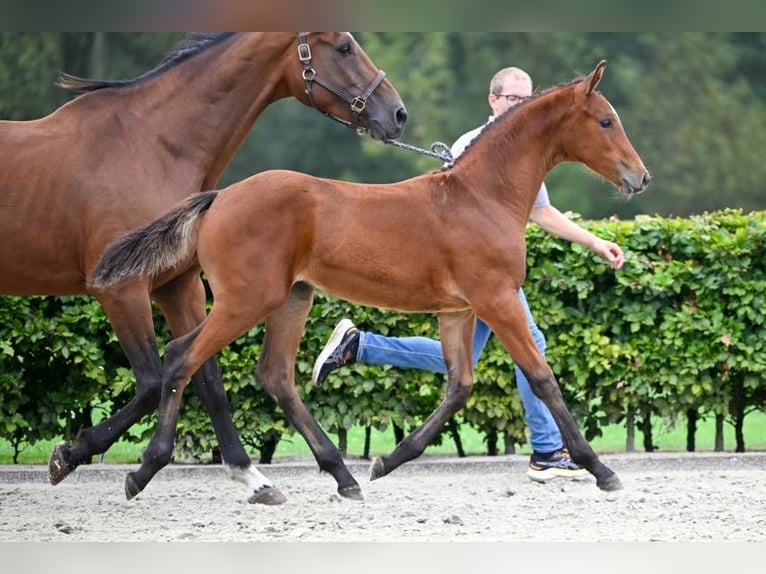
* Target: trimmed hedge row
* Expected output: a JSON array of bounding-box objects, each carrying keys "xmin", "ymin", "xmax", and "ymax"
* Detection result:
[{"xmin": 1, "ymin": 209, "xmax": 765, "ymax": 461}]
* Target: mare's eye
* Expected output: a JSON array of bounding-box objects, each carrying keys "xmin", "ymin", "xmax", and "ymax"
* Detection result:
[
  {"xmin": 337, "ymin": 43, "xmax": 353, "ymax": 56},
  {"xmin": 600, "ymin": 118, "xmax": 613, "ymax": 128}
]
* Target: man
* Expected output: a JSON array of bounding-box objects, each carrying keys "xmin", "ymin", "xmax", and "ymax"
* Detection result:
[{"xmin": 312, "ymin": 66, "xmax": 624, "ymax": 482}]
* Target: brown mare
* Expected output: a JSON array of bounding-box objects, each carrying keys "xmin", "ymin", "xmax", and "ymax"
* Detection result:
[
  {"xmin": 0, "ymin": 33, "xmax": 406, "ymax": 504},
  {"xmin": 92, "ymin": 60, "xmax": 650, "ymax": 502}
]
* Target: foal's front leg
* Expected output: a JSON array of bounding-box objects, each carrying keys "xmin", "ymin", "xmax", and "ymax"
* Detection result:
[
  {"xmin": 370, "ymin": 311, "xmax": 475, "ymax": 480},
  {"xmin": 480, "ymin": 292, "xmax": 623, "ymax": 491}
]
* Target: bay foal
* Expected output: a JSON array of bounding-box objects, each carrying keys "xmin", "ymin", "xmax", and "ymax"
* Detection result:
[{"xmin": 93, "ymin": 61, "xmax": 650, "ymax": 501}]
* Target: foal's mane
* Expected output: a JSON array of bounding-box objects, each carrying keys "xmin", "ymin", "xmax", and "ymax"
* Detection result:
[
  {"xmin": 447, "ymin": 75, "xmax": 585, "ymax": 170},
  {"xmin": 56, "ymin": 33, "xmax": 239, "ymax": 94}
]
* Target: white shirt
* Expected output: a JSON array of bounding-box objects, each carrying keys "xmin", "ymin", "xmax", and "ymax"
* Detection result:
[{"xmin": 450, "ymin": 116, "xmax": 550, "ymax": 210}]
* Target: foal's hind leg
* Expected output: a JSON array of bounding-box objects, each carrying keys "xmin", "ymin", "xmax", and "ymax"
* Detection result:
[
  {"xmin": 151, "ymin": 273, "xmax": 284, "ymax": 505},
  {"xmin": 256, "ymin": 283, "xmax": 362, "ymax": 500},
  {"xmin": 50, "ymin": 282, "xmax": 163, "ymax": 485},
  {"xmin": 370, "ymin": 311, "xmax": 476, "ymax": 481},
  {"xmin": 480, "ymin": 292, "xmax": 622, "ymax": 491},
  {"xmin": 124, "ymin": 298, "xmax": 286, "ymax": 504}
]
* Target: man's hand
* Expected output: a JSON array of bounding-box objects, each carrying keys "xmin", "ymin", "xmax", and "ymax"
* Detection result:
[{"xmin": 590, "ymin": 238, "xmax": 624, "ymax": 270}]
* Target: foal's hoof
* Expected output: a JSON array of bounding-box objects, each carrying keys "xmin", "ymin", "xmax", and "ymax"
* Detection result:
[
  {"xmin": 369, "ymin": 457, "xmax": 386, "ymax": 481},
  {"xmin": 338, "ymin": 484, "xmax": 364, "ymax": 501},
  {"xmin": 597, "ymin": 473, "xmax": 624, "ymax": 492},
  {"xmin": 248, "ymin": 486, "xmax": 287, "ymax": 506},
  {"xmin": 124, "ymin": 472, "xmax": 144, "ymax": 501},
  {"xmin": 48, "ymin": 442, "xmax": 76, "ymax": 485}
]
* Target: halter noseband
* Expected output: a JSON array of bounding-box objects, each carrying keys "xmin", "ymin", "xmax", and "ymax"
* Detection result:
[{"xmin": 298, "ymin": 33, "xmax": 386, "ymax": 133}]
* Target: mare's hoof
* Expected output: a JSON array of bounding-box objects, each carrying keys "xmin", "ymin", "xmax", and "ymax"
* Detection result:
[
  {"xmin": 248, "ymin": 486, "xmax": 287, "ymax": 506},
  {"xmin": 338, "ymin": 484, "xmax": 364, "ymax": 501},
  {"xmin": 124, "ymin": 472, "xmax": 143, "ymax": 501},
  {"xmin": 369, "ymin": 457, "xmax": 386, "ymax": 481},
  {"xmin": 597, "ymin": 473, "xmax": 624, "ymax": 492},
  {"xmin": 48, "ymin": 442, "xmax": 76, "ymax": 485}
]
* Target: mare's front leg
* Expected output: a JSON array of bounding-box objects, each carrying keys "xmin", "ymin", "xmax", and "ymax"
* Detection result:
[
  {"xmin": 370, "ymin": 310, "xmax": 475, "ymax": 481},
  {"xmin": 49, "ymin": 280, "xmax": 163, "ymax": 485},
  {"xmin": 124, "ymin": 298, "xmax": 287, "ymax": 504},
  {"xmin": 152, "ymin": 272, "xmax": 284, "ymax": 505},
  {"xmin": 255, "ymin": 282, "xmax": 363, "ymax": 500},
  {"xmin": 479, "ymin": 290, "xmax": 622, "ymax": 491}
]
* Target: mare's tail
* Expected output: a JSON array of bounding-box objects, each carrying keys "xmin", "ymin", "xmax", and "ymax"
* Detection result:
[{"xmin": 90, "ymin": 191, "xmax": 218, "ymax": 288}]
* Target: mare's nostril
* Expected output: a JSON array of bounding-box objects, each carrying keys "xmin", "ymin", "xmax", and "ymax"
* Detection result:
[{"xmin": 396, "ymin": 107, "xmax": 408, "ymax": 128}]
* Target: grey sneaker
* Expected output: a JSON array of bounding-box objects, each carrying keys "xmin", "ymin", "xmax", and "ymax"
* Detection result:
[
  {"xmin": 312, "ymin": 319, "xmax": 360, "ymax": 385},
  {"xmin": 527, "ymin": 448, "xmax": 589, "ymax": 482}
]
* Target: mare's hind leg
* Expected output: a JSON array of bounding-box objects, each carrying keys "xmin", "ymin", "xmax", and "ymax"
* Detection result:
[
  {"xmin": 371, "ymin": 311, "xmax": 475, "ymax": 481},
  {"xmin": 479, "ymin": 290, "xmax": 622, "ymax": 491},
  {"xmin": 256, "ymin": 282, "xmax": 362, "ymax": 500},
  {"xmin": 49, "ymin": 281, "xmax": 162, "ymax": 485},
  {"xmin": 124, "ymin": 296, "xmax": 286, "ymax": 504},
  {"xmin": 151, "ymin": 272, "xmax": 284, "ymax": 505}
]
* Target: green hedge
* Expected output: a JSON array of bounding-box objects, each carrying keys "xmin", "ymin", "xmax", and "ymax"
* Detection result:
[{"xmin": 1, "ymin": 209, "xmax": 765, "ymax": 461}]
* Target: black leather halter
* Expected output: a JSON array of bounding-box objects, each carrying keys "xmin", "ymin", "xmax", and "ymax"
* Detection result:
[{"xmin": 297, "ymin": 33, "xmax": 387, "ymax": 133}]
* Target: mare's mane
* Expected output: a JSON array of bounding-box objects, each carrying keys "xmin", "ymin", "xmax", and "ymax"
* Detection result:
[
  {"xmin": 448, "ymin": 75, "xmax": 587, "ymax": 170},
  {"xmin": 56, "ymin": 33, "xmax": 239, "ymax": 94}
]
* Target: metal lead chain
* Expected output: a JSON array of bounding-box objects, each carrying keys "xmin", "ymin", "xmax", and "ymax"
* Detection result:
[{"xmin": 383, "ymin": 139, "xmax": 454, "ymax": 164}]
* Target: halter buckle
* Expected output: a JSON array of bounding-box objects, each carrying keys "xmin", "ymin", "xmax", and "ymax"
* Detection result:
[
  {"xmin": 350, "ymin": 97, "xmax": 366, "ymax": 114},
  {"xmin": 298, "ymin": 42, "xmax": 312, "ymax": 62}
]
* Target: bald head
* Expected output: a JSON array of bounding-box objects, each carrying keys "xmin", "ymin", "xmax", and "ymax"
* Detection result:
[
  {"xmin": 488, "ymin": 67, "xmax": 533, "ymax": 117},
  {"xmin": 489, "ymin": 67, "xmax": 532, "ymax": 96}
]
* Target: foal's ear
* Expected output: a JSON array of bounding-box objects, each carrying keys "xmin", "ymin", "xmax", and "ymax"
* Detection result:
[{"xmin": 586, "ymin": 60, "xmax": 607, "ymax": 95}]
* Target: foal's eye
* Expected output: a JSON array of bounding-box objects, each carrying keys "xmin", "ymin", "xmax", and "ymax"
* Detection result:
[
  {"xmin": 600, "ymin": 118, "xmax": 613, "ymax": 128},
  {"xmin": 337, "ymin": 43, "xmax": 353, "ymax": 56}
]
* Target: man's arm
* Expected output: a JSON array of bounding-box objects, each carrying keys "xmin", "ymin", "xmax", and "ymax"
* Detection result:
[{"xmin": 529, "ymin": 204, "xmax": 624, "ymax": 270}]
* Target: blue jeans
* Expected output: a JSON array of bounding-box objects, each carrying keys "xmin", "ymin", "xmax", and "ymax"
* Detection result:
[{"xmin": 355, "ymin": 289, "xmax": 563, "ymax": 454}]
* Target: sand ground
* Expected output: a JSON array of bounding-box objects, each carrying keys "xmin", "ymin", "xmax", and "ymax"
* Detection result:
[{"xmin": 1, "ymin": 452, "xmax": 764, "ymax": 542}]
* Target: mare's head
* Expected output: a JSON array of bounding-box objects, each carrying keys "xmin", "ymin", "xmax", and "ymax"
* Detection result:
[
  {"xmin": 286, "ymin": 32, "xmax": 408, "ymax": 141},
  {"xmin": 561, "ymin": 60, "xmax": 651, "ymax": 197}
]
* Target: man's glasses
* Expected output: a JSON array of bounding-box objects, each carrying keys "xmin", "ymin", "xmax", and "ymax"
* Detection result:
[{"xmin": 496, "ymin": 93, "xmax": 526, "ymax": 104}]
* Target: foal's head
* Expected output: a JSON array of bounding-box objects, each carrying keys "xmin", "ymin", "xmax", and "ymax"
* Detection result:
[
  {"xmin": 561, "ymin": 60, "xmax": 651, "ymax": 197},
  {"xmin": 283, "ymin": 32, "xmax": 408, "ymax": 141}
]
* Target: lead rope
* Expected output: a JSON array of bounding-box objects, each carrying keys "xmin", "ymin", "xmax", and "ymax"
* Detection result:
[{"xmin": 383, "ymin": 139, "xmax": 454, "ymax": 164}]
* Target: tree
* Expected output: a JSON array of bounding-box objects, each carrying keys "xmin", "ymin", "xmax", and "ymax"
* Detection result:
[
  {"xmin": 605, "ymin": 33, "xmax": 766, "ymax": 218},
  {"xmin": 0, "ymin": 33, "xmax": 61, "ymax": 119}
]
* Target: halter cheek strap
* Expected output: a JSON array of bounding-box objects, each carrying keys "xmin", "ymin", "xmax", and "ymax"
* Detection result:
[{"xmin": 298, "ymin": 33, "xmax": 387, "ymax": 133}]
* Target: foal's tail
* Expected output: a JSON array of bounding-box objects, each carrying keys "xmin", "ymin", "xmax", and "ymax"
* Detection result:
[{"xmin": 90, "ymin": 191, "xmax": 219, "ymax": 289}]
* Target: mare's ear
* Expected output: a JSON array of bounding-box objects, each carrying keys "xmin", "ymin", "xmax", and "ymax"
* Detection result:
[{"xmin": 586, "ymin": 60, "xmax": 607, "ymax": 95}]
